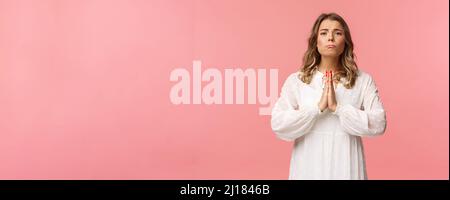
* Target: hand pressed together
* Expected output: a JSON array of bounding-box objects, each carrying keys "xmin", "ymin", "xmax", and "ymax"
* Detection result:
[{"xmin": 318, "ymin": 70, "xmax": 338, "ymax": 112}]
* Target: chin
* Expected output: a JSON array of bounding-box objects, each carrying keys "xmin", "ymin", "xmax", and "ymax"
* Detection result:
[{"xmin": 320, "ymin": 53, "xmax": 340, "ymax": 57}]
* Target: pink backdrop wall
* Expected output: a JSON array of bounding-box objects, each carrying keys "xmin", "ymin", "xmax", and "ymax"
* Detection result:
[{"xmin": 0, "ymin": 0, "xmax": 448, "ymax": 180}]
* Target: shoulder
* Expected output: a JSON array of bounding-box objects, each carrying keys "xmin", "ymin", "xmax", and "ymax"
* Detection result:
[
  {"xmin": 284, "ymin": 71, "xmax": 302, "ymax": 84},
  {"xmin": 279, "ymin": 71, "xmax": 304, "ymax": 90},
  {"xmin": 356, "ymin": 69, "xmax": 375, "ymax": 84},
  {"xmin": 355, "ymin": 69, "xmax": 380, "ymax": 90}
]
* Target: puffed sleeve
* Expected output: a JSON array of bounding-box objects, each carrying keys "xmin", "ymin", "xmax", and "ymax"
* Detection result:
[
  {"xmin": 271, "ymin": 74, "xmax": 322, "ymax": 141},
  {"xmin": 332, "ymin": 74, "xmax": 387, "ymax": 137}
]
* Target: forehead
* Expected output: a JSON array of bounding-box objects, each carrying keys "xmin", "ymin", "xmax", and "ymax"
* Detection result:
[{"xmin": 318, "ymin": 19, "xmax": 343, "ymax": 30}]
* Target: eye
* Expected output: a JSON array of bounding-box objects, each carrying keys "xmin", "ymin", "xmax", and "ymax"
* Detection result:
[
  {"xmin": 320, "ymin": 32, "xmax": 327, "ymax": 36},
  {"xmin": 336, "ymin": 32, "xmax": 343, "ymax": 35}
]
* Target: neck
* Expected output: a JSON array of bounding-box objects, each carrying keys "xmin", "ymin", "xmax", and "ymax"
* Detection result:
[{"xmin": 318, "ymin": 56, "xmax": 340, "ymax": 73}]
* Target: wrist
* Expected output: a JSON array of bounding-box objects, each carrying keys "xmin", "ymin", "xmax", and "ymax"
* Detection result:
[
  {"xmin": 329, "ymin": 104, "xmax": 337, "ymax": 112},
  {"xmin": 317, "ymin": 104, "xmax": 325, "ymax": 113},
  {"xmin": 331, "ymin": 103, "xmax": 341, "ymax": 115}
]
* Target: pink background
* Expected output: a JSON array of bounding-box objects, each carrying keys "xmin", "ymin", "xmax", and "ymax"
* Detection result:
[{"xmin": 0, "ymin": 0, "xmax": 448, "ymax": 180}]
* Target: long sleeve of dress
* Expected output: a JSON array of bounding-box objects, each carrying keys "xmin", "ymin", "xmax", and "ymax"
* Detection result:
[
  {"xmin": 271, "ymin": 75, "xmax": 321, "ymax": 141},
  {"xmin": 332, "ymin": 75, "xmax": 387, "ymax": 137}
]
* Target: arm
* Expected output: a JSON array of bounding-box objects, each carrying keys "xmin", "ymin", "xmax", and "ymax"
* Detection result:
[
  {"xmin": 271, "ymin": 75, "xmax": 321, "ymax": 141},
  {"xmin": 332, "ymin": 75, "xmax": 387, "ymax": 137}
]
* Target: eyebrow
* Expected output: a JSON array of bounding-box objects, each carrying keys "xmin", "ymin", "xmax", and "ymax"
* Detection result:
[{"xmin": 319, "ymin": 28, "xmax": 343, "ymax": 32}]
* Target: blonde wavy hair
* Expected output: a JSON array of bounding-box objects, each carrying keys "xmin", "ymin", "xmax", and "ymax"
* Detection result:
[{"xmin": 299, "ymin": 13, "xmax": 358, "ymax": 89}]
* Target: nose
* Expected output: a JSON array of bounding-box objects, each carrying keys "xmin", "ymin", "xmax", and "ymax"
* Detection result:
[{"xmin": 327, "ymin": 33, "xmax": 334, "ymax": 41}]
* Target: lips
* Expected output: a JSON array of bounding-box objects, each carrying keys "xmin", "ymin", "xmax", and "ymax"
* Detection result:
[{"xmin": 326, "ymin": 45, "xmax": 336, "ymax": 48}]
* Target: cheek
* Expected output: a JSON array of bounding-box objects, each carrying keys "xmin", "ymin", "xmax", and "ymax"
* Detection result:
[
  {"xmin": 317, "ymin": 37, "xmax": 326, "ymax": 47},
  {"xmin": 337, "ymin": 39, "xmax": 346, "ymax": 50}
]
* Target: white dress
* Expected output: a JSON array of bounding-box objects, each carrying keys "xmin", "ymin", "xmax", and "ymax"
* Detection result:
[{"xmin": 271, "ymin": 69, "xmax": 387, "ymax": 180}]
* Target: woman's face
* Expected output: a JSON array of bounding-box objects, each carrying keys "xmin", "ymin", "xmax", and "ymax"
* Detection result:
[{"xmin": 316, "ymin": 19, "xmax": 345, "ymax": 58}]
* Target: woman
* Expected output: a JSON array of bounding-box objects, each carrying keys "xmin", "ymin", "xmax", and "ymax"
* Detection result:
[{"xmin": 271, "ymin": 13, "xmax": 387, "ymax": 180}]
